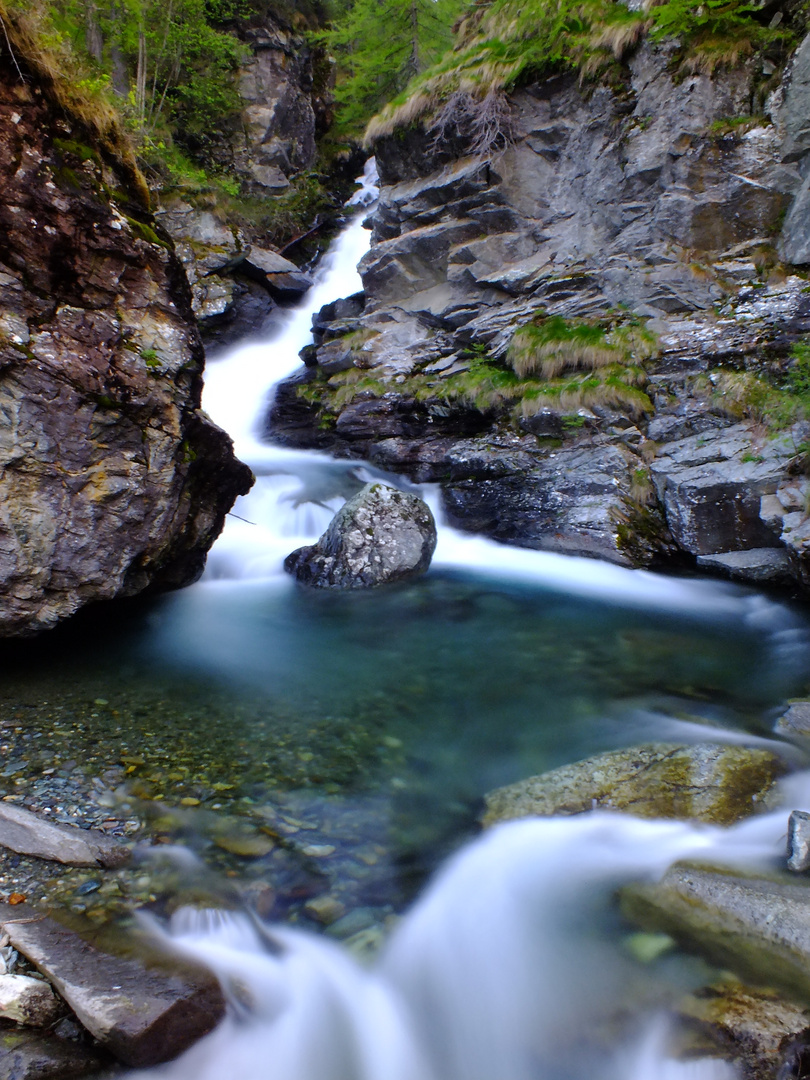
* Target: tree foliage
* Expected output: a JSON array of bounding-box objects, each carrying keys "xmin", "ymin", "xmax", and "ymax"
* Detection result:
[{"xmin": 323, "ymin": 0, "xmax": 464, "ymax": 134}]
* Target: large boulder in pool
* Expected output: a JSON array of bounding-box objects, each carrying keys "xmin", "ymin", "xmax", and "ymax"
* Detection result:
[
  {"xmin": 284, "ymin": 482, "xmax": 437, "ymax": 588},
  {"xmin": 482, "ymin": 743, "xmax": 786, "ymax": 828}
]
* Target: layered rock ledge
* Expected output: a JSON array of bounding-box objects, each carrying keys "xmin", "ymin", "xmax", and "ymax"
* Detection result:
[{"xmin": 268, "ymin": 37, "xmax": 810, "ymax": 589}]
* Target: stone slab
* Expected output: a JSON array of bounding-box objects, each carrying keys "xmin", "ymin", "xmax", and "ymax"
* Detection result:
[
  {"xmin": 696, "ymin": 548, "xmax": 793, "ymax": 584},
  {"xmin": 0, "ymin": 907, "xmax": 224, "ymax": 1067},
  {"xmin": 0, "ymin": 804, "xmax": 130, "ymax": 869}
]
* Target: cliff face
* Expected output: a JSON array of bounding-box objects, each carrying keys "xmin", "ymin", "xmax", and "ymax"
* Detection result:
[
  {"xmin": 0, "ymin": 61, "xmax": 252, "ymax": 635},
  {"xmin": 270, "ymin": 40, "xmax": 810, "ymax": 587}
]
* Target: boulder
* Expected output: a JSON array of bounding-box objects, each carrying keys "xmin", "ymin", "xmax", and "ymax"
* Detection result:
[
  {"xmin": 284, "ymin": 482, "xmax": 437, "ymax": 588},
  {"xmin": 775, "ymin": 701, "xmax": 810, "ymax": 742},
  {"xmin": 482, "ymin": 743, "xmax": 786, "ymax": 827},
  {"xmin": 0, "ymin": 803, "xmax": 130, "ymax": 868},
  {"xmin": 787, "ymin": 809, "xmax": 810, "ymax": 872},
  {"xmin": 243, "ymin": 247, "xmax": 313, "ymax": 297},
  {"xmin": 0, "ymin": 907, "xmax": 224, "ymax": 1067},
  {"xmin": 621, "ymin": 864, "xmax": 810, "ymax": 1000}
]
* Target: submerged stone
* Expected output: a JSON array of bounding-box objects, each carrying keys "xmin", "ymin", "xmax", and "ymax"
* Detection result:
[
  {"xmin": 284, "ymin": 482, "xmax": 437, "ymax": 588},
  {"xmin": 482, "ymin": 743, "xmax": 786, "ymax": 827}
]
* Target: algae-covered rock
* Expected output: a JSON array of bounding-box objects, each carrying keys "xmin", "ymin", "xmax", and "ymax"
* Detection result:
[
  {"xmin": 482, "ymin": 743, "xmax": 786, "ymax": 828},
  {"xmin": 621, "ymin": 865, "xmax": 810, "ymax": 1001},
  {"xmin": 676, "ymin": 981, "xmax": 810, "ymax": 1080},
  {"xmin": 284, "ymin": 482, "xmax": 437, "ymax": 588}
]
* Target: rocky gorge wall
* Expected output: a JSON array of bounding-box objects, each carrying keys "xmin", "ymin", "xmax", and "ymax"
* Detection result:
[
  {"xmin": 0, "ymin": 55, "xmax": 252, "ymax": 636},
  {"xmin": 270, "ymin": 37, "xmax": 810, "ymax": 590}
]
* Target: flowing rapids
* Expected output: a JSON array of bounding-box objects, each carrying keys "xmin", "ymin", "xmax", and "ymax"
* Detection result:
[
  {"xmin": 131, "ymin": 802, "xmax": 805, "ymax": 1080},
  {"xmin": 116, "ymin": 165, "xmax": 810, "ymax": 1078}
]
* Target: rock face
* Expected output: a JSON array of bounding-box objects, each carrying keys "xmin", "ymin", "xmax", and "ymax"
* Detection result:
[
  {"xmin": 0, "ymin": 54, "xmax": 252, "ymax": 635},
  {"xmin": 268, "ymin": 36, "xmax": 810, "ymax": 589},
  {"xmin": 154, "ymin": 199, "xmax": 313, "ymax": 341},
  {"xmin": 482, "ymin": 743, "xmax": 786, "ymax": 827},
  {"xmin": 284, "ymin": 482, "xmax": 437, "ymax": 588},
  {"xmin": 0, "ymin": 906, "xmax": 225, "ymax": 1067},
  {"xmin": 621, "ymin": 864, "xmax": 810, "ymax": 1001}
]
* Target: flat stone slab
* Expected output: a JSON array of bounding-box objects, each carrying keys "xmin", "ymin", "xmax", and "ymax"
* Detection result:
[
  {"xmin": 0, "ymin": 907, "xmax": 225, "ymax": 1067},
  {"xmin": 0, "ymin": 803, "xmax": 130, "ymax": 868},
  {"xmin": 0, "ymin": 1028, "xmax": 106, "ymax": 1079},
  {"xmin": 622, "ymin": 865, "xmax": 810, "ymax": 999},
  {"xmin": 696, "ymin": 548, "xmax": 793, "ymax": 584}
]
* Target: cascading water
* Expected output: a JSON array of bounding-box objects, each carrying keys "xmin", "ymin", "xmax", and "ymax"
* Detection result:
[{"xmin": 119, "ymin": 166, "xmax": 810, "ymax": 1079}]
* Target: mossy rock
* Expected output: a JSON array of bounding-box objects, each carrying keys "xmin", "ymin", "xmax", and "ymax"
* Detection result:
[
  {"xmin": 675, "ymin": 980, "xmax": 810, "ymax": 1080},
  {"xmin": 482, "ymin": 743, "xmax": 786, "ymax": 828}
]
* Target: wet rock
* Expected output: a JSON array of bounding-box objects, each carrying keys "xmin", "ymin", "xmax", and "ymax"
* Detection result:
[
  {"xmin": 787, "ymin": 810, "xmax": 810, "ymax": 872},
  {"xmin": 650, "ymin": 426, "xmax": 792, "ymax": 556},
  {"xmin": 696, "ymin": 548, "xmax": 793, "ymax": 584},
  {"xmin": 482, "ymin": 743, "xmax": 786, "ymax": 827},
  {"xmin": 775, "ymin": 702, "xmax": 810, "ymax": 743},
  {"xmin": 303, "ymin": 895, "xmax": 346, "ymax": 925},
  {"xmin": 621, "ymin": 865, "xmax": 810, "ymax": 999},
  {"xmin": 0, "ymin": 804, "xmax": 130, "ymax": 868},
  {"xmin": 0, "ymin": 907, "xmax": 224, "ymax": 1067},
  {"xmin": 243, "ymin": 247, "xmax": 313, "ymax": 297},
  {"xmin": 677, "ymin": 981, "xmax": 810, "ymax": 1080},
  {"xmin": 0, "ymin": 973, "xmax": 63, "ymax": 1026},
  {"xmin": 0, "ymin": 1027, "xmax": 106, "ymax": 1079},
  {"xmin": 284, "ymin": 483, "xmax": 437, "ymax": 588}
]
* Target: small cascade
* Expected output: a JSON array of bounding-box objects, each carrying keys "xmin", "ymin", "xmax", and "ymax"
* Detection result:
[{"xmin": 130, "ymin": 804, "xmax": 805, "ymax": 1080}]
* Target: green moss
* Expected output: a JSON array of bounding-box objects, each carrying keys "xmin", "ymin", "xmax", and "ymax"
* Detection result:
[
  {"xmin": 52, "ymin": 137, "xmax": 101, "ymax": 164},
  {"xmin": 708, "ymin": 343, "xmax": 810, "ymax": 432},
  {"xmin": 126, "ymin": 218, "xmax": 170, "ymax": 250}
]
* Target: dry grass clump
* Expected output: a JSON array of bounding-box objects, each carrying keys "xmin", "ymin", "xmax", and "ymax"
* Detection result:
[
  {"xmin": 507, "ymin": 315, "xmax": 657, "ymax": 379},
  {"xmin": 365, "ymin": 0, "xmax": 791, "ymax": 145},
  {"xmin": 0, "ymin": 0, "xmax": 148, "ymax": 205}
]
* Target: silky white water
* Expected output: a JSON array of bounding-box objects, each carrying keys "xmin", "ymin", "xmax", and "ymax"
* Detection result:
[{"xmin": 123, "ymin": 164, "xmax": 810, "ymax": 1080}]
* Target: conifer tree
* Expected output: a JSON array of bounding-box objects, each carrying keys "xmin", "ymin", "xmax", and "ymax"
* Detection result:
[{"xmin": 325, "ymin": 0, "xmax": 463, "ymax": 134}]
